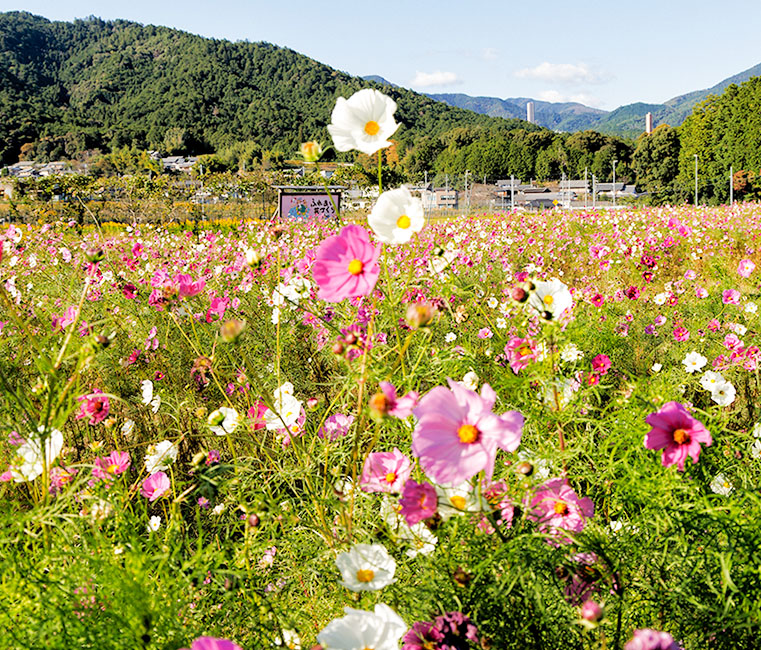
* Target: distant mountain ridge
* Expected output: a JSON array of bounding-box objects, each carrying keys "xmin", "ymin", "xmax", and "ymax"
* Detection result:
[{"xmin": 370, "ymin": 62, "xmax": 761, "ymax": 137}]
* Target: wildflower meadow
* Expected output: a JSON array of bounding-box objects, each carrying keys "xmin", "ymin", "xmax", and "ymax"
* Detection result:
[{"xmin": 2, "ymin": 89, "xmax": 761, "ymax": 650}]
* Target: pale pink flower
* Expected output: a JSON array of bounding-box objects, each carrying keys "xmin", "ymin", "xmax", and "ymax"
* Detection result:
[
  {"xmin": 373, "ymin": 381, "xmax": 419, "ymax": 418},
  {"xmin": 141, "ymin": 471, "xmax": 171, "ymax": 501},
  {"xmin": 528, "ymin": 478, "xmax": 594, "ymax": 544},
  {"xmin": 180, "ymin": 637, "xmax": 243, "ymax": 650},
  {"xmin": 722, "ymin": 289, "xmax": 740, "ymax": 305},
  {"xmin": 412, "ymin": 380, "xmax": 523, "ymax": 485},
  {"xmin": 399, "ymin": 479, "xmax": 437, "ymax": 525},
  {"xmin": 737, "ymin": 259, "xmax": 755, "ymax": 278},
  {"xmin": 360, "ymin": 448, "xmax": 412, "ymax": 493},
  {"xmin": 504, "ymin": 337, "xmax": 539, "ymax": 374}
]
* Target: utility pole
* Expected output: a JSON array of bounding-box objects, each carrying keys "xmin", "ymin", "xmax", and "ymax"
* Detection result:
[
  {"xmin": 612, "ymin": 159, "xmax": 617, "ymax": 208},
  {"xmin": 584, "ymin": 167, "xmax": 588, "ymax": 209},
  {"xmin": 592, "ymin": 174, "xmax": 596, "ymax": 209},
  {"xmin": 464, "ymin": 170, "xmax": 469, "ymax": 215},
  {"xmin": 510, "ymin": 174, "xmax": 515, "ymax": 211},
  {"xmin": 694, "ymin": 154, "xmax": 698, "ymax": 205}
]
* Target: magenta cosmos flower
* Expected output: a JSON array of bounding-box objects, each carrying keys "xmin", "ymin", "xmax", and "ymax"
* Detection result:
[
  {"xmin": 141, "ymin": 471, "xmax": 171, "ymax": 501},
  {"xmin": 312, "ymin": 225, "xmax": 381, "ymax": 302},
  {"xmin": 399, "ymin": 479, "xmax": 438, "ymax": 525},
  {"xmin": 92, "ymin": 450, "xmax": 131, "ymax": 481},
  {"xmin": 644, "ymin": 401, "xmax": 712, "ymax": 471},
  {"xmin": 411, "ymin": 379, "xmax": 523, "ymax": 485},
  {"xmin": 625, "ymin": 629, "xmax": 682, "ymax": 650},
  {"xmin": 372, "ymin": 381, "xmax": 419, "ymax": 418},
  {"xmin": 360, "ymin": 447, "xmax": 412, "ymax": 493},
  {"xmin": 76, "ymin": 390, "xmax": 110, "ymax": 425},
  {"xmin": 180, "ymin": 637, "xmax": 243, "ymax": 650},
  {"xmin": 528, "ymin": 478, "xmax": 594, "ymax": 543},
  {"xmin": 504, "ymin": 336, "xmax": 540, "ymax": 374}
]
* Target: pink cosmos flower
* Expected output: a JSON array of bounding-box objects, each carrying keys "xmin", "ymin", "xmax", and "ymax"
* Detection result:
[
  {"xmin": 624, "ymin": 629, "xmax": 682, "ymax": 650},
  {"xmin": 527, "ymin": 478, "xmax": 594, "ymax": 544},
  {"xmin": 591, "ymin": 354, "xmax": 611, "ymax": 375},
  {"xmin": 372, "ymin": 381, "xmax": 419, "ymax": 418},
  {"xmin": 141, "ymin": 471, "xmax": 171, "ymax": 501},
  {"xmin": 52, "ymin": 305, "xmax": 78, "ymax": 332},
  {"xmin": 75, "ymin": 390, "xmax": 110, "ymax": 425},
  {"xmin": 477, "ymin": 327, "xmax": 493, "ymax": 339},
  {"xmin": 92, "ymin": 451, "xmax": 131, "ymax": 482},
  {"xmin": 695, "ymin": 287, "xmax": 708, "ymax": 298},
  {"xmin": 176, "ymin": 274, "xmax": 206, "ymax": 298},
  {"xmin": 590, "ymin": 293, "xmax": 605, "ymax": 307},
  {"xmin": 317, "ymin": 413, "xmax": 355, "ymax": 440},
  {"xmin": 399, "ymin": 479, "xmax": 438, "ymax": 525},
  {"xmin": 312, "ymin": 225, "xmax": 381, "ymax": 302},
  {"xmin": 722, "ymin": 289, "xmax": 740, "ymax": 305},
  {"xmin": 180, "ymin": 637, "xmax": 244, "ymax": 650},
  {"xmin": 738, "ymin": 259, "xmax": 755, "ymax": 278},
  {"xmin": 504, "ymin": 336, "xmax": 540, "ymax": 374},
  {"xmin": 672, "ymin": 327, "xmax": 689, "ymax": 342},
  {"xmin": 644, "ymin": 401, "xmax": 712, "ymax": 471},
  {"xmin": 247, "ymin": 402, "xmax": 268, "ymax": 431},
  {"xmin": 360, "ymin": 447, "xmax": 412, "ymax": 493},
  {"xmin": 411, "ymin": 379, "xmax": 523, "ymax": 485}
]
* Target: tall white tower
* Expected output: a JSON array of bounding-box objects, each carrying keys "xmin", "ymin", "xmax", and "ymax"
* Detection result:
[
  {"xmin": 527, "ymin": 101, "xmax": 535, "ymax": 124},
  {"xmin": 645, "ymin": 112, "xmax": 654, "ymax": 134}
]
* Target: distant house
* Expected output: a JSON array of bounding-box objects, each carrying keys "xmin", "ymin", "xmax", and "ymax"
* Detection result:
[
  {"xmin": 161, "ymin": 156, "xmax": 199, "ymax": 173},
  {"xmin": 559, "ymin": 180, "xmax": 590, "ymax": 191},
  {"xmin": 595, "ymin": 182, "xmax": 640, "ymax": 197}
]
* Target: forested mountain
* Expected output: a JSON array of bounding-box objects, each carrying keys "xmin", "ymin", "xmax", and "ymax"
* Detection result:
[
  {"xmin": 0, "ymin": 11, "xmax": 535, "ymax": 166},
  {"xmin": 429, "ymin": 62, "xmax": 761, "ymax": 137}
]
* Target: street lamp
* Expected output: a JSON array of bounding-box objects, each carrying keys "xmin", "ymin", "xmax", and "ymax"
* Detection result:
[{"xmin": 612, "ymin": 159, "xmax": 617, "ymax": 208}]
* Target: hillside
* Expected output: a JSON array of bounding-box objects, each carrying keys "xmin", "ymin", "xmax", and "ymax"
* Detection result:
[
  {"xmin": 428, "ymin": 62, "xmax": 761, "ymax": 137},
  {"xmin": 0, "ymin": 12, "xmax": 537, "ymax": 165}
]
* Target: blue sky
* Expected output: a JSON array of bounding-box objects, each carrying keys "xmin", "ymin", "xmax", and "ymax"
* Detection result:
[{"xmin": 3, "ymin": 0, "xmax": 761, "ymax": 110}]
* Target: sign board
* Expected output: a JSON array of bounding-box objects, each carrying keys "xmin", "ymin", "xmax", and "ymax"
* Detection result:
[{"xmin": 274, "ymin": 186, "xmax": 343, "ymax": 220}]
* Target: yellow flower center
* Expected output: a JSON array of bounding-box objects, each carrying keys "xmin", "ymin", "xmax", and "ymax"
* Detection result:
[
  {"xmin": 450, "ymin": 495, "xmax": 466, "ymax": 510},
  {"xmin": 364, "ymin": 120, "xmax": 380, "ymax": 136},
  {"xmin": 553, "ymin": 501, "xmax": 569, "ymax": 515},
  {"xmin": 543, "ymin": 294, "xmax": 555, "ymax": 306},
  {"xmin": 356, "ymin": 568, "xmax": 375, "ymax": 583},
  {"xmin": 457, "ymin": 424, "xmax": 479, "ymax": 444},
  {"xmin": 348, "ymin": 259, "xmax": 363, "ymax": 275},
  {"xmin": 385, "ymin": 472, "xmax": 397, "ymax": 483},
  {"xmin": 518, "ymin": 345, "xmax": 532, "ymax": 357},
  {"xmin": 673, "ymin": 428, "xmax": 690, "ymax": 445},
  {"xmin": 397, "ymin": 214, "xmax": 411, "ymax": 229},
  {"xmin": 107, "ymin": 463, "xmax": 119, "ymax": 474}
]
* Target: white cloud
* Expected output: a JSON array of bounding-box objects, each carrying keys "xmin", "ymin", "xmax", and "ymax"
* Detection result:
[
  {"xmin": 411, "ymin": 70, "xmax": 461, "ymax": 87},
  {"xmin": 515, "ymin": 62, "xmax": 607, "ymax": 85},
  {"xmin": 481, "ymin": 48, "xmax": 498, "ymax": 61},
  {"xmin": 537, "ymin": 90, "xmax": 605, "ymax": 108}
]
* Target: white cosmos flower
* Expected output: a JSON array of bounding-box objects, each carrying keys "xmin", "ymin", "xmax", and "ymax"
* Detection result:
[
  {"xmin": 144, "ymin": 439, "xmax": 178, "ymax": 474},
  {"xmin": 682, "ymin": 351, "xmax": 708, "ymax": 373},
  {"xmin": 147, "ymin": 515, "xmax": 162, "ymax": 533},
  {"xmin": 651, "ymin": 363, "xmax": 663, "ymax": 372},
  {"xmin": 700, "ymin": 370, "xmax": 724, "ymax": 391},
  {"xmin": 367, "ymin": 187, "xmax": 424, "ymax": 245},
  {"xmin": 461, "ymin": 371, "xmax": 479, "ymax": 391},
  {"xmin": 709, "ymin": 473, "xmax": 733, "ymax": 496},
  {"xmin": 141, "ymin": 380, "xmax": 161, "ymax": 413},
  {"xmin": 317, "ymin": 604, "xmax": 406, "ymax": 650},
  {"xmin": 8, "ymin": 427, "xmax": 64, "ymax": 482},
  {"xmin": 528, "ymin": 278, "xmax": 573, "ymax": 321},
  {"xmin": 208, "ymin": 407, "xmax": 240, "ymax": 436},
  {"xmin": 434, "ymin": 481, "xmax": 486, "ymax": 521},
  {"xmin": 560, "ymin": 343, "xmax": 584, "ymax": 362},
  {"xmin": 335, "ymin": 543, "xmax": 396, "ymax": 592},
  {"xmin": 711, "ymin": 380, "xmax": 736, "ymax": 406},
  {"xmin": 264, "ymin": 382, "xmax": 303, "ymax": 431},
  {"xmin": 327, "ymin": 88, "xmax": 399, "ymax": 155},
  {"xmin": 121, "ymin": 419, "xmax": 135, "ymax": 440}
]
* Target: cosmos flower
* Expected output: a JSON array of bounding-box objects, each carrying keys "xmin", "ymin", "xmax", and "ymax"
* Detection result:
[
  {"xmin": 327, "ymin": 88, "xmax": 399, "ymax": 155},
  {"xmin": 368, "ymin": 187, "xmax": 425, "ymax": 245},
  {"xmin": 335, "ymin": 543, "xmax": 396, "ymax": 592},
  {"xmin": 207, "ymin": 407, "xmax": 240, "ymax": 436},
  {"xmin": 682, "ymin": 351, "xmax": 707, "ymax": 373},
  {"xmin": 312, "ymin": 225, "xmax": 382, "ymax": 302},
  {"xmin": 141, "ymin": 471, "xmax": 171, "ymax": 501},
  {"xmin": 412, "ymin": 380, "xmax": 523, "ymax": 485},
  {"xmin": 318, "ymin": 604, "xmax": 407, "ymax": 650},
  {"xmin": 360, "ymin": 448, "xmax": 412, "ymax": 493},
  {"xmin": 644, "ymin": 401, "xmax": 712, "ymax": 471},
  {"xmin": 528, "ymin": 278, "xmax": 573, "ymax": 321},
  {"xmin": 528, "ymin": 478, "xmax": 594, "ymax": 544}
]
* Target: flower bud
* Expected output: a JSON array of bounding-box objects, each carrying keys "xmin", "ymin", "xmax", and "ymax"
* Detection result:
[
  {"xmin": 511, "ymin": 286, "xmax": 528, "ymax": 302},
  {"xmin": 299, "ymin": 140, "xmax": 324, "ymax": 163},
  {"xmin": 332, "ymin": 341, "xmax": 344, "ymax": 355},
  {"xmin": 244, "ymin": 248, "xmax": 263, "ymax": 268},
  {"xmin": 368, "ymin": 392, "xmax": 391, "ymax": 417},
  {"xmin": 85, "ymin": 247, "xmax": 105, "ymax": 263},
  {"xmin": 220, "ymin": 319, "xmax": 246, "ymax": 343},
  {"xmin": 580, "ymin": 600, "xmax": 603, "ymax": 623},
  {"xmin": 405, "ymin": 302, "xmax": 437, "ymax": 329},
  {"xmin": 514, "ymin": 461, "xmax": 534, "ymax": 476}
]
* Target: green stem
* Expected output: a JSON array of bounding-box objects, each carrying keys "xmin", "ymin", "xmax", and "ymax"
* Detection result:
[{"xmin": 378, "ymin": 152, "xmax": 383, "ymax": 195}]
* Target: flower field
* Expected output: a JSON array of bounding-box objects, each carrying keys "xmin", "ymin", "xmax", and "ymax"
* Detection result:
[
  {"xmin": 3, "ymin": 88, "xmax": 761, "ymax": 650},
  {"xmin": 2, "ymin": 199, "xmax": 761, "ymax": 650}
]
